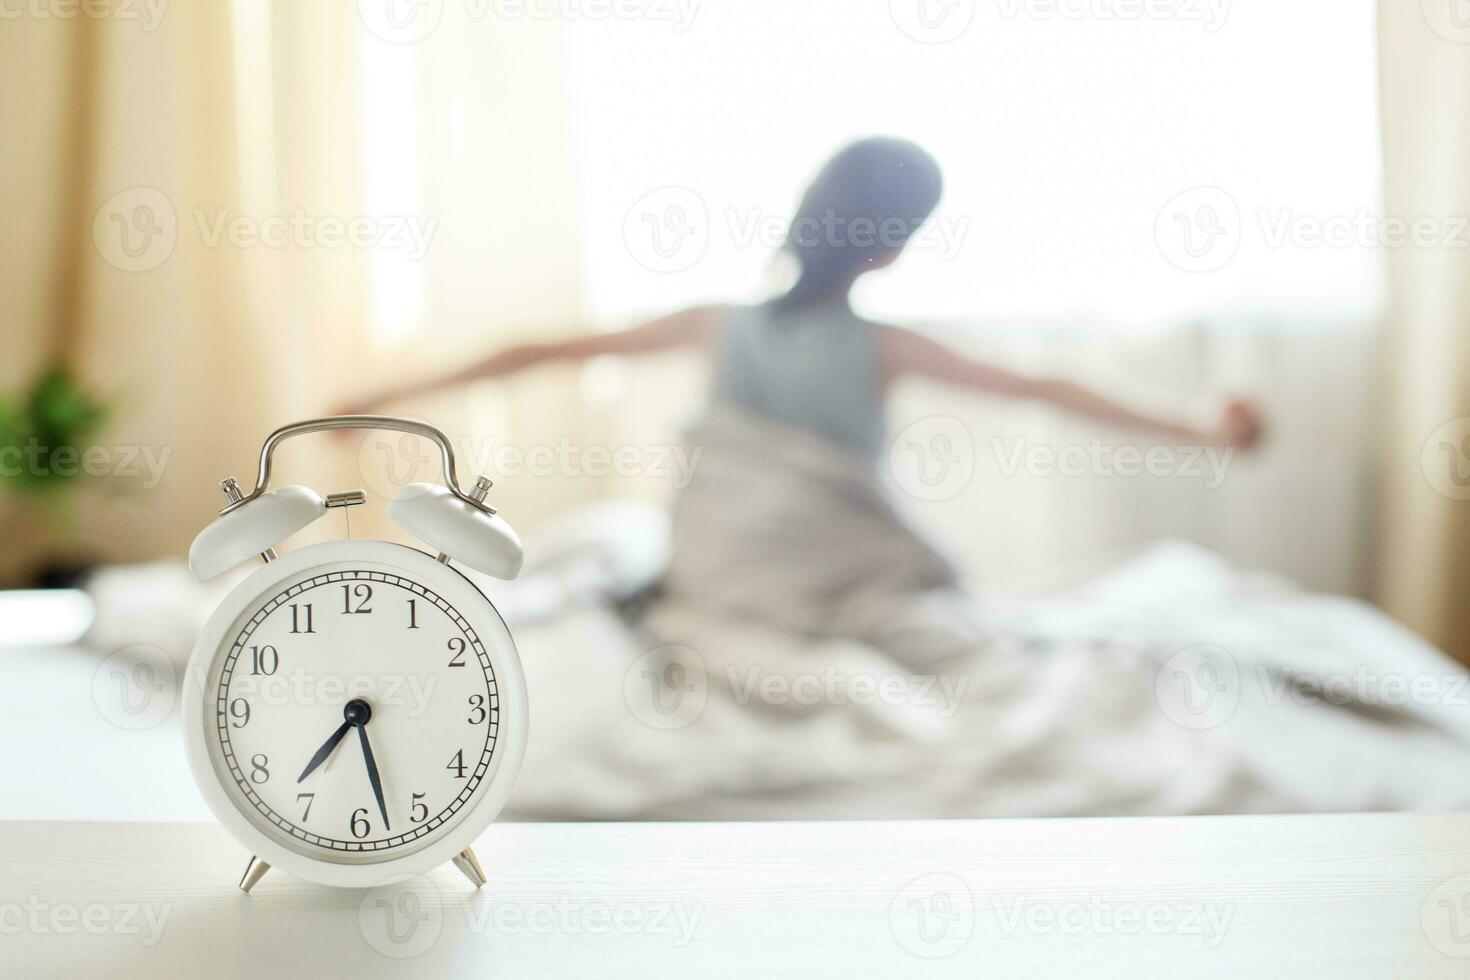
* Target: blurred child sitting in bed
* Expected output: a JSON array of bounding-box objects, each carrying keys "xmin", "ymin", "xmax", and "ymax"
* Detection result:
[{"xmin": 344, "ymin": 137, "xmax": 1262, "ymax": 649}]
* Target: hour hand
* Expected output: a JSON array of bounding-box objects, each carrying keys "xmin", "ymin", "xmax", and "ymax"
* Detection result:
[{"xmin": 297, "ymin": 721, "xmax": 352, "ymax": 783}]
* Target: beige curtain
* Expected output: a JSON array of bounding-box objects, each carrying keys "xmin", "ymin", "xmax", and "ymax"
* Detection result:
[
  {"xmin": 0, "ymin": 4, "xmax": 590, "ymax": 581},
  {"xmin": 0, "ymin": 6, "xmax": 287, "ymax": 581},
  {"xmin": 1374, "ymin": 3, "xmax": 1470, "ymax": 664}
]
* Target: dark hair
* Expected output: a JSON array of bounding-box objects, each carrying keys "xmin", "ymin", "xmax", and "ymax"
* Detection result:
[{"xmin": 776, "ymin": 137, "xmax": 943, "ymax": 309}]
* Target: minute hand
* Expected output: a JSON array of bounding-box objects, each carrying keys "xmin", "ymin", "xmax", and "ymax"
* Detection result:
[{"xmin": 358, "ymin": 724, "xmax": 391, "ymax": 831}]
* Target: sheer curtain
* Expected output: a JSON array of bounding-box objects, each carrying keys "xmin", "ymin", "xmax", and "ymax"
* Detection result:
[
  {"xmin": 346, "ymin": 6, "xmax": 653, "ymax": 536},
  {"xmin": 886, "ymin": 318, "xmax": 1376, "ymax": 596}
]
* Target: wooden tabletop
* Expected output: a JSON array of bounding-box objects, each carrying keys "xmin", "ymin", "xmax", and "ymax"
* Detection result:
[{"xmin": 2, "ymin": 813, "xmax": 1468, "ymax": 978}]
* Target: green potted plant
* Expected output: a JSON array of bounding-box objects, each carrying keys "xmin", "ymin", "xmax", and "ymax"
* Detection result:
[{"xmin": 0, "ymin": 366, "xmax": 110, "ymax": 586}]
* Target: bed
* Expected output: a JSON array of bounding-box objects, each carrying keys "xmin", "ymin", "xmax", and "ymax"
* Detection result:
[{"xmin": 10, "ymin": 485, "xmax": 1469, "ymax": 827}]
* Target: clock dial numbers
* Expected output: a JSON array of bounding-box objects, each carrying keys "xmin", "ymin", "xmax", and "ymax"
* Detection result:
[
  {"xmin": 210, "ymin": 568, "xmax": 498, "ymax": 859},
  {"xmin": 229, "ymin": 698, "xmax": 250, "ymax": 728},
  {"xmin": 249, "ymin": 645, "xmax": 279, "ymax": 676},
  {"xmin": 289, "ymin": 602, "xmax": 315, "ymax": 634},
  {"xmin": 340, "ymin": 583, "xmax": 373, "ymax": 615}
]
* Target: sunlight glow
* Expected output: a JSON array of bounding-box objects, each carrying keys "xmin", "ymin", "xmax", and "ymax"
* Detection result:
[
  {"xmin": 359, "ymin": 34, "xmax": 426, "ymax": 343},
  {"xmin": 566, "ymin": 1, "xmax": 1383, "ymax": 328}
]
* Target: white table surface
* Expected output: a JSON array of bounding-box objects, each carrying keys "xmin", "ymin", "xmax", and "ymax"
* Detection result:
[
  {"xmin": 3, "ymin": 812, "xmax": 1469, "ymax": 978},
  {"xmin": 0, "ymin": 644, "xmax": 213, "ymax": 823}
]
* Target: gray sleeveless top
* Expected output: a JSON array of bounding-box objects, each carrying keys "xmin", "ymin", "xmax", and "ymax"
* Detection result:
[{"xmin": 713, "ymin": 303, "xmax": 885, "ymax": 462}]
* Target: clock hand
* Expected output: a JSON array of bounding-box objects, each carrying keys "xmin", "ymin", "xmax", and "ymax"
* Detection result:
[
  {"xmin": 357, "ymin": 722, "xmax": 391, "ymax": 831},
  {"xmin": 296, "ymin": 699, "xmax": 372, "ymax": 783},
  {"xmin": 296, "ymin": 720, "xmax": 352, "ymax": 784}
]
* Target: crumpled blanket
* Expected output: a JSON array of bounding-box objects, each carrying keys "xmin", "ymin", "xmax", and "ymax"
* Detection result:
[
  {"xmin": 504, "ymin": 544, "xmax": 1470, "ymax": 821},
  {"xmin": 501, "ymin": 410, "xmax": 1470, "ymax": 821},
  {"xmin": 663, "ymin": 406, "xmax": 976, "ymax": 662}
]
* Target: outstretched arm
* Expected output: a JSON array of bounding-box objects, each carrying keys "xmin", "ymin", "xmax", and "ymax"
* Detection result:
[
  {"xmin": 341, "ymin": 306, "xmax": 721, "ymax": 412},
  {"xmin": 881, "ymin": 325, "xmax": 1262, "ymax": 447}
]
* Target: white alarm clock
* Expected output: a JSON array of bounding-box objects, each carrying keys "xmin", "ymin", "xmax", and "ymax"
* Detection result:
[{"xmin": 182, "ymin": 416, "xmax": 528, "ymax": 892}]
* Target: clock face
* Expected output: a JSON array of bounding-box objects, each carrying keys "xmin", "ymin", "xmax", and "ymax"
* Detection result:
[{"xmin": 198, "ymin": 553, "xmax": 513, "ymax": 866}]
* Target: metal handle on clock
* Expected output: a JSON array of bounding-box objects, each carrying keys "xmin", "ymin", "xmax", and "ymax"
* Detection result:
[{"xmin": 221, "ymin": 415, "xmax": 492, "ymax": 515}]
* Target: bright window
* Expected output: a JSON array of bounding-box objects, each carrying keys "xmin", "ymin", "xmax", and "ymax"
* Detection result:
[{"xmin": 566, "ymin": 0, "xmax": 1382, "ymax": 327}]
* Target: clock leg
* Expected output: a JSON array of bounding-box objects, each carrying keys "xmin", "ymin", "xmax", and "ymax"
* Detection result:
[
  {"xmin": 451, "ymin": 847, "xmax": 487, "ymax": 888},
  {"xmin": 238, "ymin": 855, "xmax": 271, "ymax": 893}
]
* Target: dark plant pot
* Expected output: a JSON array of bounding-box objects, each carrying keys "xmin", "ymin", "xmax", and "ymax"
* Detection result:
[{"xmin": 30, "ymin": 557, "xmax": 99, "ymax": 591}]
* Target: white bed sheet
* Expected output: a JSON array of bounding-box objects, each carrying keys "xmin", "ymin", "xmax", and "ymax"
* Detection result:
[
  {"xmin": 4, "ymin": 541, "xmax": 1466, "ymax": 825},
  {"xmin": 506, "ymin": 541, "xmax": 1470, "ymax": 820}
]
